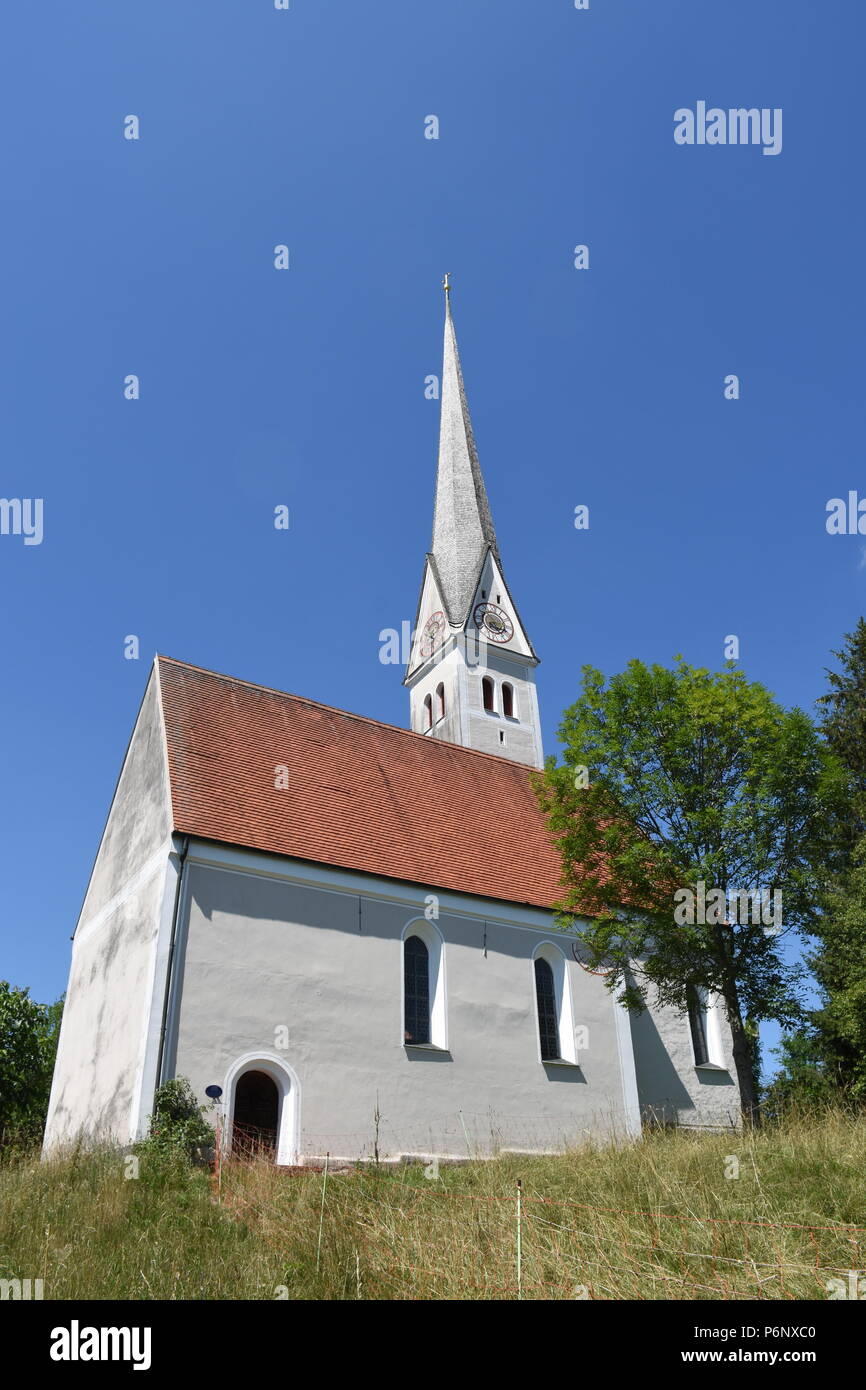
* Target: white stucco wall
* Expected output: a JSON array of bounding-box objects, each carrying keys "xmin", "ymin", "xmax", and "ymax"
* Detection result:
[
  {"xmin": 43, "ymin": 669, "xmax": 173, "ymax": 1151},
  {"xmin": 462, "ymin": 649, "xmax": 543, "ymax": 766},
  {"xmin": 409, "ymin": 642, "xmax": 542, "ymax": 767},
  {"xmin": 628, "ymin": 985, "xmax": 739, "ymax": 1129},
  {"xmin": 166, "ymin": 846, "xmax": 642, "ymax": 1162}
]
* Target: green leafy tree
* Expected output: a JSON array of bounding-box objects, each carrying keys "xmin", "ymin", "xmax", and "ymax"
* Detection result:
[
  {"xmin": 537, "ymin": 659, "xmax": 843, "ymax": 1126},
  {"xmin": 816, "ymin": 617, "xmax": 866, "ymax": 848},
  {"xmin": 807, "ymin": 837, "xmax": 866, "ymax": 1098},
  {"xmin": 805, "ymin": 620, "xmax": 866, "ymax": 1095},
  {"xmin": 0, "ymin": 983, "xmax": 64, "ymax": 1142},
  {"xmin": 777, "ymin": 621, "xmax": 866, "ymax": 1106},
  {"xmin": 138, "ymin": 1077, "xmax": 214, "ymax": 1163},
  {"xmin": 763, "ymin": 1026, "xmax": 849, "ymax": 1120}
]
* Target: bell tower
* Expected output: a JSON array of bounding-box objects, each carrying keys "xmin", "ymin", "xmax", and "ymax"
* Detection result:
[{"xmin": 404, "ymin": 279, "xmax": 543, "ymax": 769}]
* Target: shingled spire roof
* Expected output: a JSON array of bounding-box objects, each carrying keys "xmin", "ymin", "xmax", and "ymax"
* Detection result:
[{"xmin": 430, "ymin": 281, "xmax": 500, "ymax": 623}]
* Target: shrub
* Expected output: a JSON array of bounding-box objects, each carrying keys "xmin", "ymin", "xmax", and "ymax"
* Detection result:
[{"xmin": 137, "ymin": 1078, "xmax": 214, "ymax": 1164}]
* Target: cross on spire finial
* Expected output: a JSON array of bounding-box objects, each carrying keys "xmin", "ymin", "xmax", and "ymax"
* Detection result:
[{"xmin": 443, "ymin": 272, "xmax": 451, "ymax": 297}]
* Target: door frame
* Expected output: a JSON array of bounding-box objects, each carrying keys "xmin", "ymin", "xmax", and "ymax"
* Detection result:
[{"xmin": 223, "ymin": 1051, "xmax": 301, "ymax": 1165}]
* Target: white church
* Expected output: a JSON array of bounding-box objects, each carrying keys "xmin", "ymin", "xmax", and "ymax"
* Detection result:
[{"xmin": 44, "ymin": 288, "xmax": 738, "ymax": 1164}]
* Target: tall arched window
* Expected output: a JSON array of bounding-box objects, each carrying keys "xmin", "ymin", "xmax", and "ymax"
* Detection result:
[
  {"xmin": 687, "ymin": 986, "xmax": 712, "ymax": 1066},
  {"xmin": 482, "ymin": 676, "xmax": 495, "ymax": 712},
  {"xmin": 435, "ymin": 682, "xmax": 445, "ymax": 722},
  {"xmin": 502, "ymin": 682, "xmax": 514, "ymax": 718},
  {"xmin": 404, "ymin": 935, "xmax": 430, "ymax": 1044},
  {"xmin": 423, "ymin": 693, "xmax": 432, "ymax": 731},
  {"xmin": 534, "ymin": 957, "xmax": 560, "ymax": 1060}
]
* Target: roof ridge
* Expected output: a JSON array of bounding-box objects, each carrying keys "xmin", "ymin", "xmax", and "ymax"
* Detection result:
[{"xmin": 155, "ymin": 655, "xmax": 543, "ymax": 776}]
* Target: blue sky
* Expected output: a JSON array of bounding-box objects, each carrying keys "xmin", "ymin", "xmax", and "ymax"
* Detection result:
[{"xmin": 2, "ymin": 2, "xmax": 863, "ymax": 1077}]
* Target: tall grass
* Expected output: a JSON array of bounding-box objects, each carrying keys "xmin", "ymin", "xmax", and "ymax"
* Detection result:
[{"xmin": 1, "ymin": 1107, "xmax": 863, "ymax": 1300}]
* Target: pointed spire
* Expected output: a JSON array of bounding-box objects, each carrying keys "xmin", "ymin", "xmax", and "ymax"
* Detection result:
[{"xmin": 430, "ymin": 278, "xmax": 500, "ymax": 623}]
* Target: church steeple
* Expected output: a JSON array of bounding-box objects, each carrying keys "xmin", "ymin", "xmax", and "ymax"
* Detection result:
[
  {"xmin": 431, "ymin": 277, "xmax": 500, "ymax": 624},
  {"xmin": 405, "ymin": 281, "xmax": 543, "ymax": 769}
]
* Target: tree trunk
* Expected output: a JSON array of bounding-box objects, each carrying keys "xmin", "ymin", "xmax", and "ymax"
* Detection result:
[{"xmin": 724, "ymin": 990, "xmax": 761, "ymax": 1127}]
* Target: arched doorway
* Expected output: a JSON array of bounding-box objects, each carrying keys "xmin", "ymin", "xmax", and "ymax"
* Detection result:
[
  {"xmin": 224, "ymin": 1052, "xmax": 300, "ymax": 1165},
  {"xmin": 231, "ymin": 1069, "xmax": 279, "ymax": 1159}
]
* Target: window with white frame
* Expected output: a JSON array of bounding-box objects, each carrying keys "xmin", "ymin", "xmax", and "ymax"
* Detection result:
[
  {"xmin": 687, "ymin": 987, "xmax": 709, "ymax": 1065},
  {"xmin": 532, "ymin": 944, "xmax": 578, "ymax": 1064},
  {"xmin": 404, "ymin": 935, "xmax": 430, "ymax": 1043},
  {"xmin": 534, "ymin": 957, "xmax": 559, "ymax": 1059},
  {"xmin": 402, "ymin": 921, "xmax": 447, "ymax": 1050},
  {"xmin": 687, "ymin": 986, "xmax": 725, "ymax": 1068}
]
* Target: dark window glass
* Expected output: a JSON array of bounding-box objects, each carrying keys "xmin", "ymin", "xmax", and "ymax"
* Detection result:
[
  {"xmin": 482, "ymin": 677, "xmax": 494, "ymax": 712},
  {"xmin": 404, "ymin": 935, "xmax": 430, "ymax": 1044},
  {"xmin": 423, "ymin": 694, "xmax": 432, "ymax": 730},
  {"xmin": 502, "ymin": 683, "xmax": 514, "ymax": 717},
  {"xmin": 436, "ymin": 683, "xmax": 445, "ymax": 721},
  {"xmin": 535, "ymin": 957, "xmax": 560, "ymax": 1061},
  {"xmin": 688, "ymin": 988, "xmax": 709, "ymax": 1065}
]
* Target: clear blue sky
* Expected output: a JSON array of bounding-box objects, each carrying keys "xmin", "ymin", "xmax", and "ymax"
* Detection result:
[{"xmin": 2, "ymin": 2, "xmax": 863, "ymax": 1079}]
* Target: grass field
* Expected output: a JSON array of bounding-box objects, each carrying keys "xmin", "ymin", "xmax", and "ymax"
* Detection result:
[{"xmin": 1, "ymin": 1108, "xmax": 864, "ymax": 1300}]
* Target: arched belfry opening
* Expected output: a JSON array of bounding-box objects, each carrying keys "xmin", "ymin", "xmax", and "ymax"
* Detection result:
[{"xmin": 232, "ymin": 1069, "xmax": 279, "ymax": 1159}]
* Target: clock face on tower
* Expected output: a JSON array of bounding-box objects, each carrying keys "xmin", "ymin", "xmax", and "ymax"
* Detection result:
[
  {"xmin": 473, "ymin": 601, "xmax": 514, "ymax": 644},
  {"xmin": 419, "ymin": 610, "xmax": 446, "ymax": 660}
]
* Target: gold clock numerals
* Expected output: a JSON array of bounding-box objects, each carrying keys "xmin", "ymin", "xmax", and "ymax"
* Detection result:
[{"xmin": 473, "ymin": 602, "xmax": 514, "ymax": 645}]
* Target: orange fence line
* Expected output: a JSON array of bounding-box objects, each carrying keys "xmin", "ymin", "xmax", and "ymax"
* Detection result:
[
  {"xmin": 377, "ymin": 1181, "xmax": 866, "ymax": 1236},
  {"xmin": 366, "ymin": 1259, "xmax": 811, "ymax": 1300},
  {"xmin": 217, "ymin": 1157, "xmax": 864, "ymax": 1238},
  {"xmin": 523, "ymin": 1210, "xmax": 857, "ymax": 1275},
  {"xmin": 216, "ymin": 1173, "xmax": 854, "ymax": 1300}
]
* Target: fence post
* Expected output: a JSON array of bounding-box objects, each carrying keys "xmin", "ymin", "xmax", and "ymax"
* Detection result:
[
  {"xmin": 316, "ymin": 1153, "xmax": 330, "ymax": 1274},
  {"xmin": 516, "ymin": 1179, "xmax": 523, "ymax": 1300},
  {"xmin": 215, "ymin": 1110, "xmax": 223, "ymax": 1205}
]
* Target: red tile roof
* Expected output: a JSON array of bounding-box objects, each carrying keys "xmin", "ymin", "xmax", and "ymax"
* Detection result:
[{"xmin": 157, "ymin": 656, "xmax": 565, "ymax": 910}]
